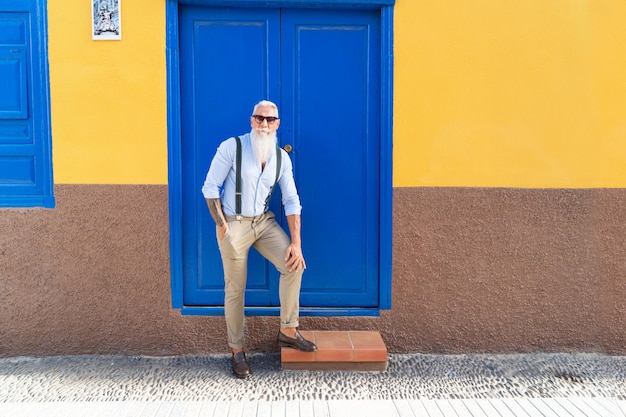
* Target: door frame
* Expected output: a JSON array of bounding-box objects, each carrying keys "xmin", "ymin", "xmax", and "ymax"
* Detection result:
[{"xmin": 166, "ymin": 0, "xmax": 394, "ymax": 316}]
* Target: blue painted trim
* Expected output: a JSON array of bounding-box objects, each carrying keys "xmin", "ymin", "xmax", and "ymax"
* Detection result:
[
  {"xmin": 37, "ymin": 0, "xmax": 55, "ymax": 209},
  {"xmin": 378, "ymin": 5, "xmax": 394, "ymax": 310},
  {"xmin": 166, "ymin": 0, "xmax": 394, "ymax": 315},
  {"xmin": 0, "ymin": 196, "xmax": 50, "ymax": 208},
  {"xmin": 166, "ymin": 0, "xmax": 184, "ymax": 309},
  {"xmin": 181, "ymin": 0, "xmax": 394, "ymax": 7},
  {"xmin": 181, "ymin": 306, "xmax": 381, "ymax": 317}
]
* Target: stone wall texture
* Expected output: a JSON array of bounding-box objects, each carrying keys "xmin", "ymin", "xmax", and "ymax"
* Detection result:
[{"xmin": 1, "ymin": 185, "xmax": 624, "ymax": 356}]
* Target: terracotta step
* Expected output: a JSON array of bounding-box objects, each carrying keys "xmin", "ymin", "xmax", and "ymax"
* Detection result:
[{"xmin": 281, "ymin": 331, "xmax": 387, "ymax": 371}]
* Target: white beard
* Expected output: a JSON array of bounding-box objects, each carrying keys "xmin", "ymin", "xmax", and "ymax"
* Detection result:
[{"xmin": 250, "ymin": 128, "xmax": 277, "ymax": 164}]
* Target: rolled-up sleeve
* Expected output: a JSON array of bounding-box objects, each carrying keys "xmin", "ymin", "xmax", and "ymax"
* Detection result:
[
  {"xmin": 201, "ymin": 138, "xmax": 235, "ymax": 199},
  {"xmin": 278, "ymin": 149, "xmax": 302, "ymax": 216}
]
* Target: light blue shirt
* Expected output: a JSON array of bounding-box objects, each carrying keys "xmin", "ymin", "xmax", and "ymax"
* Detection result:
[{"xmin": 201, "ymin": 133, "xmax": 302, "ymax": 217}]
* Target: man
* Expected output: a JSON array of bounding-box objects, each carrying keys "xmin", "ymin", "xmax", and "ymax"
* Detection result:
[{"xmin": 201, "ymin": 100, "xmax": 317, "ymax": 379}]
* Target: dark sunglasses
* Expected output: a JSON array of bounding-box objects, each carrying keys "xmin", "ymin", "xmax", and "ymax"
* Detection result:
[{"xmin": 252, "ymin": 115, "xmax": 279, "ymax": 124}]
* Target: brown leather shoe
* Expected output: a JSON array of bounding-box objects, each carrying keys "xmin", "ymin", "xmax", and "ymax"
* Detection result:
[
  {"xmin": 232, "ymin": 351, "xmax": 251, "ymax": 379},
  {"xmin": 278, "ymin": 330, "xmax": 317, "ymax": 352}
]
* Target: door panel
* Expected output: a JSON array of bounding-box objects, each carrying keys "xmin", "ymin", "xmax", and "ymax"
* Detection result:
[
  {"xmin": 281, "ymin": 9, "xmax": 380, "ymax": 306},
  {"xmin": 180, "ymin": 6, "xmax": 281, "ymax": 306},
  {"xmin": 179, "ymin": 5, "xmax": 381, "ymax": 308},
  {"xmin": 0, "ymin": 49, "xmax": 28, "ymax": 119}
]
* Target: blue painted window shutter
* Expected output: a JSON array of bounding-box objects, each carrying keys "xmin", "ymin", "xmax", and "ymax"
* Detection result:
[{"xmin": 0, "ymin": 0, "xmax": 54, "ymax": 208}]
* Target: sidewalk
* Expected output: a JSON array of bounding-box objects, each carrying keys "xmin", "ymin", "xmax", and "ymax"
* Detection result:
[{"xmin": 1, "ymin": 353, "xmax": 625, "ymax": 416}]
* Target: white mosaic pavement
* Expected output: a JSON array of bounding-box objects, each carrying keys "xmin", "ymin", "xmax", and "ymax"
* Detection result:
[{"xmin": 0, "ymin": 353, "xmax": 624, "ymax": 416}]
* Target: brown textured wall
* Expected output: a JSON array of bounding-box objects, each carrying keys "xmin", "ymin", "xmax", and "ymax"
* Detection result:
[
  {"xmin": 387, "ymin": 188, "xmax": 626, "ymax": 354},
  {"xmin": 0, "ymin": 185, "xmax": 624, "ymax": 356},
  {"xmin": 0, "ymin": 185, "xmax": 222, "ymax": 356}
]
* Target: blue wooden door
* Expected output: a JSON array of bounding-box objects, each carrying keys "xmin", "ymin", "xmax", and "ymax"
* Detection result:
[{"xmin": 179, "ymin": 6, "xmax": 381, "ymax": 308}]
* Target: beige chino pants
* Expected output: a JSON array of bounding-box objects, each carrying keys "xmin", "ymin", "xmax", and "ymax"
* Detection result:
[{"xmin": 217, "ymin": 211, "xmax": 303, "ymax": 349}]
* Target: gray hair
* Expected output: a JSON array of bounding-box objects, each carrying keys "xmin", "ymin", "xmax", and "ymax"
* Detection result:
[{"xmin": 252, "ymin": 100, "xmax": 279, "ymax": 117}]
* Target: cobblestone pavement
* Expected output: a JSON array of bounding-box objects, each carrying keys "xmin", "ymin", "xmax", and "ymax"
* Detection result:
[{"xmin": 0, "ymin": 353, "xmax": 625, "ymax": 403}]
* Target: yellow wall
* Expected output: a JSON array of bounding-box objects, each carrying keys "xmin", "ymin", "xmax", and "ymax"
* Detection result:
[
  {"xmin": 394, "ymin": 0, "xmax": 626, "ymax": 187},
  {"xmin": 49, "ymin": 0, "xmax": 167, "ymax": 184},
  {"xmin": 48, "ymin": 1, "xmax": 626, "ymax": 187}
]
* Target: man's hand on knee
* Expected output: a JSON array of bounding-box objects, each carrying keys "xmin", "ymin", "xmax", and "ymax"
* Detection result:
[{"xmin": 285, "ymin": 243, "xmax": 306, "ymax": 272}]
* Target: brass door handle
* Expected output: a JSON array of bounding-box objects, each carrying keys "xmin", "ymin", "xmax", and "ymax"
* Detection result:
[{"xmin": 283, "ymin": 144, "xmax": 293, "ymax": 153}]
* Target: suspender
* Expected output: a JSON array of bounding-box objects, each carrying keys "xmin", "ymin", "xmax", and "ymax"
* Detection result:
[
  {"xmin": 234, "ymin": 136, "xmax": 282, "ymax": 216},
  {"xmin": 264, "ymin": 144, "xmax": 282, "ymax": 212},
  {"xmin": 235, "ymin": 136, "xmax": 243, "ymax": 216}
]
